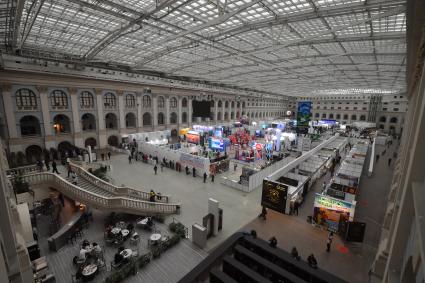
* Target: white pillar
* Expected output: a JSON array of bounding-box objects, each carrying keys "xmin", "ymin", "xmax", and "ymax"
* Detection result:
[
  {"xmin": 178, "ymin": 97, "xmax": 182, "ymax": 125},
  {"xmin": 214, "ymin": 101, "xmax": 218, "ymax": 121},
  {"xmin": 96, "ymin": 89, "xmax": 106, "ymax": 148},
  {"xmin": 188, "ymin": 98, "xmax": 193, "ymax": 125},
  {"xmin": 118, "ymin": 91, "xmax": 125, "ymax": 132},
  {"xmin": 165, "ymin": 96, "xmax": 170, "ymax": 128},
  {"xmin": 208, "ymin": 198, "xmax": 220, "ymax": 236},
  {"xmin": 152, "ymin": 95, "xmax": 158, "ymax": 129},
  {"xmin": 221, "ymin": 101, "xmax": 225, "ymax": 122},
  {"xmin": 2, "ymin": 84, "xmax": 19, "ymax": 151},
  {"xmin": 70, "ymin": 88, "xmax": 83, "ymax": 148},
  {"xmin": 136, "ymin": 93, "xmax": 142, "ymax": 130},
  {"xmin": 38, "ymin": 86, "xmax": 55, "ymax": 149}
]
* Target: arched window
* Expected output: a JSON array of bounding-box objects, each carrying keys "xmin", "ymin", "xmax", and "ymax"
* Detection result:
[
  {"xmin": 170, "ymin": 112, "xmax": 177, "ymax": 124},
  {"xmin": 336, "ymin": 114, "xmax": 341, "ymax": 119},
  {"xmin": 379, "ymin": 116, "xmax": 386, "ymax": 123},
  {"xmin": 210, "ymin": 100, "xmax": 215, "ymax": 107},
  {"xmin": 170, "ymin": 97, "xmax": 177, "ymax": 108},
  {"xmin": 53, "ymin": 114, "xmax": 71, "ymax": 134},
  {"xmin": 107, "ymin": 136, "xmax": 119, "ymax": 147},
  {"xmin": 182, "ymin": 98, "xmax": 188, "ymax": 107},
  {"xmin": 182, "ymin": 112, "xmax": 187, "ymax": 123},
  {"xmin": 125, "ymin": 113, "xmax": 136, "ymax": 128},
  {"xmin": 81, "ymin": 113, "xmax": 96, "ymax": 131},
  {"xmin": 51, "ymin": 90, "xmax": 68, "ymax": 108},
  {"xmin": 105, "ymin": 113, "xmax": 118, "ymax": 129},
  {"xmin": 322, "ymin": 113, "xmax": 326, "ymax": 118},
  {"xmin": 16, "ymin": 88, "xmax": 37, "ymax": 108},
  {"xmin": 157, "ymin": 96, "xmax": 165, "ymax": 108},
  {"xmin": 104, "ymin": 92, "xmax": 116, "ymax": 108},
  {"xmin": 360, "ymin": 115, "xmax": 366, "ymax": 121},
  {"xmin": 351, "ymin": 114, "xmax": 357, "ymax": 120},
  {"xmin": 231, "ymin": 101, "xmax": 235, "ymax": 108},
  {"xmin": 242, "ymin": 102, "xmax": 245, "ymax": 108},
  {"xmin": 218, "ymin": 100, "xmax": 222, "ymax": 107},
  {"xmin": 20, "ymin": 116, "xmax": 41, "ymax": 136},
  {"xmin": 143, "ymin": 113, "xmax": 151, "ymax": 126},
  {"xmin": 158, "ymin": 112, "xmax": 165, "ymax": 125},
  {"xmin": 379, "ymin": 124, "xmax": 385, "ymax": 129},
  {"xmin": 85, "ymin": 137, "xmax": 97, "ymax": 148},
  {"xmin": 125, "ymin": 94, "xmax": 136, "ymax": 108},
  {"xmin": 237, "ymin": 102, "xmax": 240, "ymax": 108},
  {"xmin": 225, "ymin": 101, "xmax": 229, "ymax": 108},
  {"xmin": 390, "ymin": 117, "xmax": 398, "ymax": 123},
  {"xmin": 81, "ymin": 91, "xmax": 94, "ymax": 108},
  {"xmin": 329, "ymin": 113, "xmax": 334, "ymax": 119},
  {"xmin": 143, "ymin": 96, "xmax": 151, "ymax": 108},
  {"xmin": 343, "ymin": 114, "xmax": 348, "ymax": 120},
  {"xmin": 315, "ymin": 113, "xmax": 320, "ymax": 118}
]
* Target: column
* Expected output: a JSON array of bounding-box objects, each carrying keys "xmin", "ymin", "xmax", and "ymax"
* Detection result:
[
  {"xmin": 152, "ymin": 95, "xmax": 158, "ymax": 129},
  {"xmin": 188, "ymin": 98, "xmax": 193, "ymax": 125},
  {"xmin": 227, "ymin": 102, "xmax": 231, "ymax": 121},
  {"xmin": 117, "ymin": 91, "xmax": 125, "ymax": 132},
  {"xmin": 165, "ymin": 96, "xmax": 170, "ymax": 128},
  {"xmin": 214, "ymin": 101, "xmax": 218, "ymax": 121},
  {"xmin": 69, "ymin": 88, "xmax": 83, "ymax": 148},
  {"xmin": 177, "ymin": 97, "xmax": 182, "ymax": 125},
  {"xmin": 95, "ymin": 89, "xmax": 107, "ymax": 148},
  {"xmin": 38, "ymin": 85, "xmax": 55, "ymax": 149},
  {"xmin": 1, "ymin": 84, "xmax": 19, "ymax": 151},
  {"xmin": 136, "ymin": 93, "xmax": 142, "ymax": 130},
  {"xmin": 221, "ymin": 100, "xmax": 225, "ymax": 122},
  {"xmin": 239, "ymin": 102, "xmax": 243, "ymax": 119}
]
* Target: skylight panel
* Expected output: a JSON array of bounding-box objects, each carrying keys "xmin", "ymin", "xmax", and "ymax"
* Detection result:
[{"xmin": 313, "ymin": 0, "xmax": 365, "ymax": 8}]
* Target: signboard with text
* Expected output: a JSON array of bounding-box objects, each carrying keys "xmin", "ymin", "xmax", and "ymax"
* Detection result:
[
  {"xmin": 296, "ymin": 101, "xmax": 312, "ymax": 134},
  {"xmin": 261, "ymin": 180, "xmax": 288, "ymax": 214}
]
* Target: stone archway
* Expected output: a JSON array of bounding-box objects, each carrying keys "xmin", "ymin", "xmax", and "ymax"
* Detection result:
[{"xmin": 25, "ymin": 145, "xmax": 43, "ymax": 164}]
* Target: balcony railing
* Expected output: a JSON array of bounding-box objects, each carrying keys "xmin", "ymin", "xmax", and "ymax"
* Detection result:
[{"xmin": 19, "ymin": 172, "xmax": 180, "ymax": 215}]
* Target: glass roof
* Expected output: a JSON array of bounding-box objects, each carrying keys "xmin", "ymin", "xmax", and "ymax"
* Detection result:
[{"xmin": 1, "ymin": 0, "xmax": 406, "ymax": 96}]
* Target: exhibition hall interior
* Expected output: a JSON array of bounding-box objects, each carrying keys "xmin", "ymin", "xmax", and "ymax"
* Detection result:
[{"xmin": 0, "ymin": 0, "xmax": 424, "ymax": 282}]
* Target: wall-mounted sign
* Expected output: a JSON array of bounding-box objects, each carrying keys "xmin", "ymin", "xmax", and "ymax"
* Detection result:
[
  {"xmin": 314, "ymin": 194, "xmax": 352, "ymax": 212},
  {"xmin": 261, "ymin": 180, "xmax": 288, "ymax": 214}
]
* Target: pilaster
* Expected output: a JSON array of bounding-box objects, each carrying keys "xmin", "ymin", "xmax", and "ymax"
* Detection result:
[
  {"xmin": 188, "ymin": 98, "xmax": 193, "ymax": 125},
  {"xmin": 152, "ymin": 95, "xmax": 158, "ymax": 129},
  {"xmin": 95, "ymin": 89, "xmax": 106, "ymax": 147},
  {"xmin": 178, "ymin": 97, "xmax": 182, "ymax": 125},
  {"xmin": 165, "ymin": 96, "xmax": 170, "ymax": 128},
  {"xmin": 37, "ymin": 85, "xmax": 55, "ymax": 149},
  {"xmin": 69, "ymin": 88, "xmax": 83, "ymax": 147},
  {"xmin": 117, "ymin": 91, "xmax": 125, "ymax": 131},
  {"xmin": 136, "ymin": 93, "xmax": 142, "ymax": 129},
  {"xmin": 2, "ymin": 83, "xmax": 18, "ymax": 141}
]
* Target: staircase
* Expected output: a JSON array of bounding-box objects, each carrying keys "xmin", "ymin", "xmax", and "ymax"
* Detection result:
[{"xmin": 16, "ymin": 170, "xmax": 181, "ymax": 216}]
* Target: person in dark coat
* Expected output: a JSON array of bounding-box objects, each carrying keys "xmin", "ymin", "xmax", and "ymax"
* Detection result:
[
  {"xmin": 52, "ymin": 160, "xmax": 60, "ymax": 174},
  {"xmin": 108, "ymin": 152, "xmax": 111, "ymax": 160},
  {"xmin": 192, "ymin": 167, "xmax": 196, "ymax": 177},
  {"xmin": 293, "ymin": 200, "xmax": 299, "ymax": 216},
  {"xmin": 211, "ymin": 173, "xmax": 215, "ymax": 182},
  {"xmin": 154, "ymin": 165, "xmax": 158, "ymax": 175},
  {"xmin": 203, "ymin": 172, "xmax": 207, "ymax": 183}
]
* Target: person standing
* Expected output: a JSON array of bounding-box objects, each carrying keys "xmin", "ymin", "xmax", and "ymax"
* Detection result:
[
  {"xmin": 128, "ymin": 155, "xmax": 132, "ymax": 164},
  {"xmin": 67, "ymin": 163, "xmax": 72, "ymax": 178},
  {"xmin": 154, "ymin": 165, "xmax": 158, "ymax": 175},
  {"xmin": 192, "ymin": 167, "xmax": 196, "ymax": 177},
  {"xmin": 259, "ymin": 206, "xmax": 267, "ymax": 220},
  {"xmin": 149, "ymin": 190, "xmax": 156, "ymax": 202},
  {"xmin": 376, "ymin": 154, "xmax": 380, "ymax": 162},
  {"xmin": 326, "ymin": 232, "xmax": 334, "ymax": 252},
  {"xmin": 388, "ymin": 158, "xmax": 392, "ymax": 167},
  {"xmin": 108, "ymin": 152, "xmax": 111, "ymax": 160},
  {"xmin": 101, "ymin": 153, "xmax": 105, "ymax": 161},
  {"xmin": 211, "ymin": 173, "xmax": 215, "ymax": 183},
  {"xmin": 52, "ymin": 160, "xmax": 60, "ymax": 174},
  {"xmin": 293, "ymin": 200, "xmax": 299, "ymax": 216},
  {"xmin": 160, "ymin": 163, "xmax": 164, "ymax": 172},
  {"xmin": 203, "ymin": 172, "xmax": 207, "ymax": 183},
  {"xmin": 234, "ymin": 163, "xmax": 237, "ymax": 172},
  {"xmin": 322, "ymin": 181, "xmax": 326, "ymax": 192}
]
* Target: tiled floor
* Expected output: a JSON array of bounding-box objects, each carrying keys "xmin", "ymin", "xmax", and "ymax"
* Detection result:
[{"xmin": 241, "ymin": 142, "xmax": 398, "ymax": 283}]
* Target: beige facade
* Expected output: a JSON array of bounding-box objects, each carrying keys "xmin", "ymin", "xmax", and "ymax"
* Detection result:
[{"xmin": 0, "ymin": 71, "xmax": 287, "ymax": 155}]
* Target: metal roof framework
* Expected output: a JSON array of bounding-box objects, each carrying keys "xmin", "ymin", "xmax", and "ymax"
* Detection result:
[{"xmin": 0, "ymin": 0, "xmax": 407, "ymax": 97}]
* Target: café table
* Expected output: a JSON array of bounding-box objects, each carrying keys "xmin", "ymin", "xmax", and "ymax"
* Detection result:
[
  {"xmin": 81, "ymin": 263, "xmax": 98, "ymax": 281},
  {"xmin": 150, "ymin": 233, "xmax": 162, "ymax": 244},
  {"xmin": 121, "ymin": 229, "xmax": 130, "ymax": 237},
  {"xmin": 120, "ymin": 248, "xmax": 133, "ymax": 259},
  {"xmin": 111, "ymin": 227, "xmax": 121, "ymax": 235}
]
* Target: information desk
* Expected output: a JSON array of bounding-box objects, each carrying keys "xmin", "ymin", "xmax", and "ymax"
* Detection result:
[{"xmin": 47, "ymin": 211, "xmax": 83, "ymax": 251}]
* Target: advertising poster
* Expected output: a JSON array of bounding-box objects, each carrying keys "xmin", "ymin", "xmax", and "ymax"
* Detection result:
[
  {"xmin": 297, "ymin": 101, "xmax": 312, "ymax": 133},
  {"xmin": 261, "ymin": 180, "xmax": 288, "ymax": 214},
  {"xmin": 186, "ymin": 133, "xmax": 200, "ymax": 144},
  {"xmin": 313, "ymin": 194, "xmax": 353, "ymax": 232},
  {"xmin": 208, "ymin": 138, "xmax": 225, "ymax": 151}
]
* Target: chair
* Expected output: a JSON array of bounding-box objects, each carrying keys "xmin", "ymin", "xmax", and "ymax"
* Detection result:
[
  {"xmin": 32, "ymin": 256, "xmax": 48, "ymax": 273},
  {"xmin": 76, "ymin": 257, "xmax": 86, "ymax": 267},
  {"xmin": 130, "ymin": 233, "xmax": 139, "ymax": 246}
]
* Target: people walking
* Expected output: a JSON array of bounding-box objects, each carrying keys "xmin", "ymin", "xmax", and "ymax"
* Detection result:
[
  {"xmin": 203, "ymin": 172, "xmax": 207, "ymax": 183},
  {"xmin": 154, "ymin": 165, "xmax": 158, "ymax": 175},
  {"xmin": 388, "ymin": 158, "xmax": 392, "ymax": 167},
  {"xmin": 52, "ymin": 160, "xmax": 60, "ymax": 174},
  {"xmin": 307, "ymin": 254, "xmax": 318, "ymax": 268},
  {"xmin": 291, "ymin": 247, "xmax": 300, "ymax": 260},
  {"xmin": 71, "ymin": 171, "xmax": 78, "ymax": 185},
  {"xmin": 44, "ymin": 160, "xmax": 50, "ymax": 170}
]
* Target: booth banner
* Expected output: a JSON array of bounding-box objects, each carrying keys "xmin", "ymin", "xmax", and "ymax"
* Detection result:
[
  {"xmin": 180, "ymin": 153, "xmax": 208, "ymax": 170},
  {"xmin": 261, "ymin": 179, "xmax": 288, "ymax": 214},
  {"xmin": 313, "ymin": 193, "xmax": 353, "ymax": 232},
  {"xmin": 314, "ymin": 194, "xmax": 353, "ymax": 211},
  {"xmin": 186, "ymin": 132, "xmax": 200, "ymax": 144},
  {"xmin": 296, "ymin": 101, "xmax": 312, "ymax": 133}
]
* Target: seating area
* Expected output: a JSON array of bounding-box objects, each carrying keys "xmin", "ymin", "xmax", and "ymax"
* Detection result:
[{"xmin": 179, "ymin": 232, "xmax": 347, "ymax": 283}]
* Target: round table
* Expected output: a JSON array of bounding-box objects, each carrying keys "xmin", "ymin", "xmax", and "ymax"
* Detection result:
[
  {"xmin": 121, "ymin": 229, "xmax": 130, "ymax": 237},
  {"xmin": 81, "ymin": 263, "xmax": 97, "ymax": 281},
  {"xmin": 120, "ymin": 249, "xmax": 132, "ymax": 259},
  {"xmin": 111, "ymin": 227, "xmax": 121, "ymax": 234},
  {"xmin": 150, "ymin": 233, "xmax": 162, "ymax": 242}
]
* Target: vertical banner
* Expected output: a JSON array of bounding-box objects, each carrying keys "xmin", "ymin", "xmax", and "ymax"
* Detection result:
[
  {"xmin": 261, "ymin": 180, "xmax": 288, "ymax": 214},
  {"xmin": 297, "ymin": 101, "xmax": 312, "ymax": 134}
]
